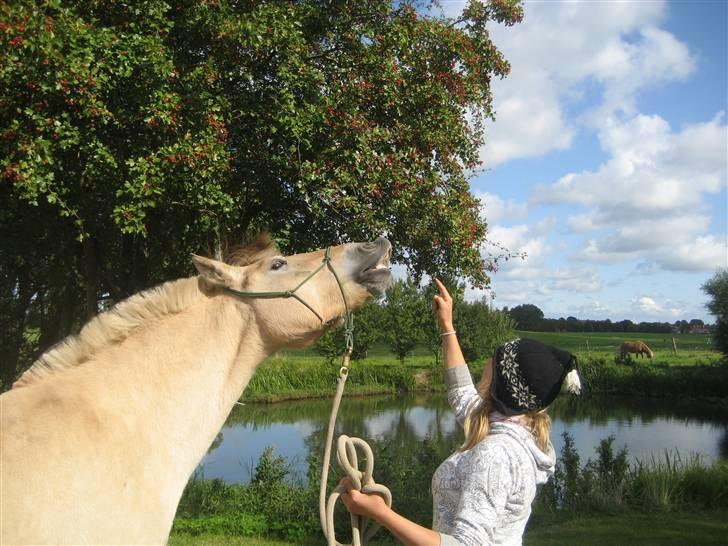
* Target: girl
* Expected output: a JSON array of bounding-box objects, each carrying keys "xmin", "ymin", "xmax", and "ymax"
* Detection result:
[{"xmin": 340, "ymin": 279, "xmax": 581, "ymax": 546}]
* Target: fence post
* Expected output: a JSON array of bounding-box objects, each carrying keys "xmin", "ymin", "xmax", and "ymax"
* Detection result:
[
  {"xmin": 671, "ymin": 337, "xmax": 678, "ymax": 354},
  {"xmin": 586, "ymin": 339, "xmax": 590, "ymax": 356}
]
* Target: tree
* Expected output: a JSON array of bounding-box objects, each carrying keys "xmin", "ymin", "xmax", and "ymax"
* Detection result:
[
  {"xmin": 315, "ymin": 299, "xmax": 383, "ymax": 362},
  {"xmin": 0, "ymin": 1, "xmax": 524, "ymax": 388},
  {"xmin": 419, "ymin": 278, "xmax": 464, "ymax": 366},
  {"xmin": 455, "ymin": 300, "xmax": 515, "ymax": 363},
  {"xmin": 508, "ymin": 304, "xmax": 544, "ymax": 331},
  {"xmin": 383, "ymin": 278, "xmax": 422, "ymax": 364},
  {"xmin": 702, "ymin": 270, "xmax": 728, "ymax": 355}
]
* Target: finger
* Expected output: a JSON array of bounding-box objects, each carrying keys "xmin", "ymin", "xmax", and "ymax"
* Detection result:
[
  {"xmin": 434, "ymin": 278, "xmax": 451, "ymax": 299},
  {"xmin": 342, "ymin": 478, "xmax": 355, "ymax": 493},
  {"xmin": 339, "ymin": 492, "xmax": 351, "ymax": 510}
]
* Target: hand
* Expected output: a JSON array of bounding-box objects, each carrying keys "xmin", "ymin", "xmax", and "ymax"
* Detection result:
[
  {"xmin": 432, "ymin": 278, "xmax": 454, "ymax": 332},
  {"xmin": 339, "ymin": 478, "xmax": 388, "ymax": 520}
]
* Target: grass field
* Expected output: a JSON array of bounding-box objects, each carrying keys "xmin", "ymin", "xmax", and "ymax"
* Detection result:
[
  {"xmin": 278, "ymin": 331, "xmax": 721, "ymax": 368},
  {"xmin": 517, "ymin": 330, "xmax": 714, "ymax": 354},
  {"xmin": 169, "ymin": 511, "xmax": 728, "ymax": 546}
]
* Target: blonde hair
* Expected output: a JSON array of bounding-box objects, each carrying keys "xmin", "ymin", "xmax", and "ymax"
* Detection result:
[{"xmin": 460, "ymin": 363, "xmax": 552, "ymax": 453}]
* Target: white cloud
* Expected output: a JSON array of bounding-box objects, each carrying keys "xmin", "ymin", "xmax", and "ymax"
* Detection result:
[
  {"xmin": 537, "ymin": 114, "xmax": 725, "ymax": 211},
  {"xmin": 637, "ymin": 296, "xmax": 662, "ymax": 313},
  {"xmin": 485, "ymin": 223, "xmax": 551, "ymax": 276},
  {"xmin": 471, "ymin": 0, "xmax": 696, "ymax": 166},
  {"xmin": 634, "ymin": 296, "xmax": 682, "ymax": 318},
  {"xmin": 586, "ymin": 26, "xmax": 695, "ymax": 122},
  {"xmin": 535, "ymin": 113, "xmax": 726, "ymax": 272},
  {"xmin": 566, "ymin": 299, "xmax": 612, "ymax": 319},
  {"xmin": 482, "ymin": 73, "xmax": 574, "ymax": 167},
  {"xmin": 549, "ymin": 267, "xmax": 601, "ymax": 292},
  {"xmin": 475, "ymin": 191, "xmax": 528, "ymax": 225},
  {"xmin": 655, "ymin": 235, "xmax": 728, "ymax": 272}
]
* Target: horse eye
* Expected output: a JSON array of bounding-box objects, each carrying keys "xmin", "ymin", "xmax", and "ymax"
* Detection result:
[{"xmin": 271, "ymin": 258, "xmax": 287, "ymax": 271}]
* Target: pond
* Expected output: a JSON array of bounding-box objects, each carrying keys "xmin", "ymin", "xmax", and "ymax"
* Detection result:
[{"xmin": 196, "ymin": 393, "xmax": 728, "ymax": 484}]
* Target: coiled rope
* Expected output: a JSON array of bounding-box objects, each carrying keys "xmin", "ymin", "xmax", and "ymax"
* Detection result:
[{"xmin": 319, "ymin": 347, "xmax": 392, "ymax": 546}]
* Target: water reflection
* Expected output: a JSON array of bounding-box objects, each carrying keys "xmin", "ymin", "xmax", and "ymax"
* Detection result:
[{"xmin": 197, "ymin": 394, "xmax": 728, "ymax": 484}]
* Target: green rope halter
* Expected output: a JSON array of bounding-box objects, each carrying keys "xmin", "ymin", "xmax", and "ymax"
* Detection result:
[{"xmin": 224, "ymin": 246, "xmax": 354, "ymax": 352}]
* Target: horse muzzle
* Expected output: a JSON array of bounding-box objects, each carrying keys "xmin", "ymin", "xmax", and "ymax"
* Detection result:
[{"xmin": 354, "ymin": 237, "xmax": 393, "ymax": 295}]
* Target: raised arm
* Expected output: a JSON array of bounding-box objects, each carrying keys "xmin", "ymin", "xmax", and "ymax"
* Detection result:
[
  {"xmin": 432, "ymin": 279, "xmax": 481, "ymax": 426},
  {"xmin": 432, "ymin": 278, "xmax": 466, "ymax": 369}
]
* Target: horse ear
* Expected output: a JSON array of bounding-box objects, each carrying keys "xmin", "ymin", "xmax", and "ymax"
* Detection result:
[{"xmin": 192, "ymin": 254, "xmax": 241, "ymax": 288}]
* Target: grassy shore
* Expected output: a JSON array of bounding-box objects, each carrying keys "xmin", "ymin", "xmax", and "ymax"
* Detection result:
[
  {"xmin": 173, "ymin": 429, "xmax": 728, "ymax": 544},
  {"xmin": 169, "ymin": 511, "xmax": 728, "ymax": 546}
]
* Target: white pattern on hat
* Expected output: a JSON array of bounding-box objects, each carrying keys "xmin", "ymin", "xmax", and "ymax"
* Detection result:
[{"xmin": 499, "ymin": 338, "xmax": 539, "ymax": 411}]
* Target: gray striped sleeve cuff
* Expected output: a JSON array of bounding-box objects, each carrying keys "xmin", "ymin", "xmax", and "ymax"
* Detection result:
[{"xmin": 444, "ymin": 364, "xmax": 473, "ymax": 389}]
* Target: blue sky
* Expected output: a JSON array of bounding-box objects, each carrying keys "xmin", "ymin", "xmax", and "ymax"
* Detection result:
[{"xmin": 447, "ymin": 0, "xmax": 726, "ymax": 324}]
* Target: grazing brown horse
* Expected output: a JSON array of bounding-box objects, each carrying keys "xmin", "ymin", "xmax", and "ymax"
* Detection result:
[
  {"xmin": 620, "ymin": 340, "xmax": 654, "ymax": 360},
  {"xmin": 1, "ymin": 235, "xmax": 392, "ymax": 545}
]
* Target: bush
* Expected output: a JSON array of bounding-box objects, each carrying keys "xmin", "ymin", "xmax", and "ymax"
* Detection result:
[
  {"xmin": 316, "ymin": 301, "xmax": 383, "ymax": 362},
  {"xmin": 456, "ymin": 302, "xmax": 515, "ymax": 362},
  {"xmin": 577, "ymin": 357, "xmax": 728, "ymax": 398},
  {"xmin": 702, "ymin": 271, "xmax": 728, "ymax": 356}
]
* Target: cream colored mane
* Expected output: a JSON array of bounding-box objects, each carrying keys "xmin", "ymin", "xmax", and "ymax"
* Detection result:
[
  {"xmin": 13, "ymin": 278, "xmax": 201, "ymax": 388},
  {"xmin": 13, "ymin": 235, "xmax": 279, "ymax": 389}
]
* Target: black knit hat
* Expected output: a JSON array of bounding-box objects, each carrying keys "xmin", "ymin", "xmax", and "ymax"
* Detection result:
[{"xmin": 490, "ymin": 338, "xmax": 581, "ymax": 416}]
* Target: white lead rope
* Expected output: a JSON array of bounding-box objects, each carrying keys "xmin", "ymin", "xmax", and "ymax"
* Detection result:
[{"xmin": 319, "ymin": 351, "xmax": 392, "ymax": 546}]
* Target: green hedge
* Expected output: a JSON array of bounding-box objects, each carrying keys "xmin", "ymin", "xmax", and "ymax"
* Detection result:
[{"xmin": 579, "ymin": 357, "xmax": 728, "ymax": 398}]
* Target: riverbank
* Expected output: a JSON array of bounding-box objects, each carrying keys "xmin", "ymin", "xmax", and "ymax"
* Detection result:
[
  {"xmin": 241, "ymin": 352, "xmax": 728, "ymax": 403},
  {"xmin": 169, "ymin": 511, "xmax": 728, "ymax": 545},
  {"xmin": 174, "ymin": 430, "xmax": 728, "ymax": 544}
]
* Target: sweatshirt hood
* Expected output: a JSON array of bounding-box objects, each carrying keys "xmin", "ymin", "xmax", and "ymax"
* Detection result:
[{"xmin": 489, "ymin": 421, "xmax": 556, "ymax": 485}]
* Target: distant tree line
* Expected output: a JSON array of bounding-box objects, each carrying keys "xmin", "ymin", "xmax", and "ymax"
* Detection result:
[{"xmin": 504, "ymin": 303, "xmax": 714, "ymax": 335}]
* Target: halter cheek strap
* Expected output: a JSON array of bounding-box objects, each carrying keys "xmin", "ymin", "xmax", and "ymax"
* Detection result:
[{"xmin": 223, "ymin": 246, "xmax": 354, "ymax": 352}]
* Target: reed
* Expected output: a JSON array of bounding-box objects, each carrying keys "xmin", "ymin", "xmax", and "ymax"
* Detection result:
[
  {"xmin": 630, "ymin": 452, "xmax": 728, "ymax": 511},
  {"xmin": 537, "ymin": 432, "xmax": 728, "ymax": 513}
]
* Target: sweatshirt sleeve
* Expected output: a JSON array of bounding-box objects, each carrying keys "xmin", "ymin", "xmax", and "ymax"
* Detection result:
[
  {"xmin": 437, "ymin": 444, "xmax": 513, "ymax": 546},
  {"xmin": 445, "ymin": 364, "xmax": 482, "ymax": 427}
]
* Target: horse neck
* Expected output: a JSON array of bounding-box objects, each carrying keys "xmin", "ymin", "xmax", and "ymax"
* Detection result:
[{"xmin": 76, "ymin": 294, "xmax": 270, "ymax": 482}]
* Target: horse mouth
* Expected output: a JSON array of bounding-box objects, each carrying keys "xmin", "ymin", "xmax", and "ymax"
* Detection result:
[{"xmin": 358, "ymin": 239, "xmax": 393, "ymax": 294}]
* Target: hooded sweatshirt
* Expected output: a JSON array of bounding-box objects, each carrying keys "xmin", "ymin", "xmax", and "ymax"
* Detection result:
[{"xmin": 432, "ymin": 364, "xmax": 556, "ymax": 546}]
